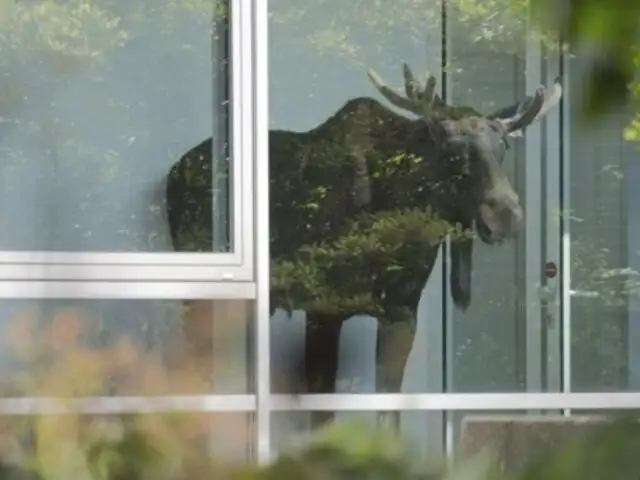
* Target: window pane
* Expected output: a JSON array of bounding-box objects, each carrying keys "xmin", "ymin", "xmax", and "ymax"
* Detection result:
[
  {"xmin": 271, "ymin": 410, "xmax": 444, "ymax": 459},
  {"xmin": 568, "ymin": 47, "xmax": 638, "ymax": 391},
  {"xmin": 0, "ymin": 299, "xmax": 254, "ymax": 395},
  {"xmin": 0, "ymin": 0, "xmax": 233, "ymax": 252},
  {"xmin": 445, "ymin": 6, "xmax": 533, "ymax": 393},
  {"xmin": 268, "ymin": 0, "xmax": 562, "ymax": 414},
  {"xmin": 454, "ymin": 409, "xmax": 619, "ymax": 471},
  {"xmin": 272, "ymin": 409, "xmax": 578, "ymax": 469},
  {"xmin": 268, "ymin": 0, "xmax": 447, "ymax": 402},
  {"xmin": 0, "ymin": 412, "xmax": 253, "ymax": 472}
]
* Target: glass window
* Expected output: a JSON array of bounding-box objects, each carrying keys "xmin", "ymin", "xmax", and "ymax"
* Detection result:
[
  {"xmin": 272, "ymin": 409, "xmax": 582, "ymax": 464},
  {"xmin": 453, "ymin": 409, "xmax": 612, "ymax": 469},
  {"xmin": 0, "ymin": 0, "xmax": 249, "ymax": 257},
  {"xmin": 268, "ymin": 0, "xmax": 446, "ymax": 402},
  {"xmin": 445, "ymin": 4, "xmax": 532, "ymax": 394},
  {"xmin": 0, "ymin": 298, "xmax": 255, "ymax": 396},
  {"xmin": 271, "ymin": 410, "xmax": 444, "ymax": 459},
  {"xmin": 567, "ymin": 47, "xmax": 640, "ymax": 392},
  {"xmin": 267, "ymin": 0, "xmax": 564, "ymax": 427},
  {"xmin": 0, "ymin": 412, "xmax": 253, "ymax": 468}
]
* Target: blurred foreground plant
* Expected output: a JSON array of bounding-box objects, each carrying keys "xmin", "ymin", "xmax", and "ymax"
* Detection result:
[
  {"xmin": 0, "ymin": 305, "xmax": 250, "ymax": 480},
  {"xmin": 529, "ymin": 0, "xmax": 640, "ymax": 121},
  {"xmin": 4, "ymin": 308, "xmax": 640, "ymax": 479}
]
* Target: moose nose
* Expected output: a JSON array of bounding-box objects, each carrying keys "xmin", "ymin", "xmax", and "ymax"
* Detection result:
[
  {"xmin": 482, "ymin": 194, "xmax": 523, "ymax": 240},
  {"xmin": 498, "ymin": 197, "xmax": 524, "ymax": 235},
  {"xmin": 510, "ymin": 203, "xmax": 524, "ymax": 233}
]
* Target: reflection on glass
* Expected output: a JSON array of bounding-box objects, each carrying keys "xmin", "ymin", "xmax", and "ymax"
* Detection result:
[
  {"xmin": 568, "ymin": 49, "xmax": 637, "ymax": 392},
  {"xmin": 0, "ymin": 412, "xmax": 253, "ymax": 471},
  {"xmin": 446, "ymin": 8, "xmax": 531, "ymax": 394},
  {"xmin": 0, "ymin": 299, "xmax": 253, "ymax": 396},
  {"xmin": 167, "ymin": 0, "xmax": 232, "ymax": 253},
  {"xmin": 271, "ymin": 410, "xmax": 444, "ymax": 459},
  {"xmin": 267, "ymin": 0, "xmax": 562, "ymax": 427},
  {"xmin": 273, "ymin": 410, "xmax": 640, "ymax": 475},
  {"xmin": 0, "ymin": 0, "xmax": 230, "ymax": 252},
  {"xmin": 453, "ymin": 409, "xmax": 595, "ymax": 470},
  {"xmin": 272, "ymin": 409, "xmax": 580, "ymax": 470}
]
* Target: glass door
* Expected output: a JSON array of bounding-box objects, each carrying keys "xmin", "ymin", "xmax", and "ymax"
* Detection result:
[
  {"xmin": 439, "ymin": 13, "xmax": 566, "ymax": 447},
  {"xmin": 441, "ymin": 18, "xmax": 565, "ymax": 393}
]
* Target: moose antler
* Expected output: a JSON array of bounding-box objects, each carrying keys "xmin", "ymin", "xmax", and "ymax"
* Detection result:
[
  {"xmin": 367, "ymin": 63, "xmax": 443, "ymax": 117},
  {"xmin": 368, "ymin": 63, "xmax": 563, "ymax": 137},
  {"xmin": 495, "ymin": 79, "xmax": 563, "ymax": 136}
]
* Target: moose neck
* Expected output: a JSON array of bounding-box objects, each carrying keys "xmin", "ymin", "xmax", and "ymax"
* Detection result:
[{"xmin": 363, "ymin": 110, "xmax": 461, "ymax": 223}]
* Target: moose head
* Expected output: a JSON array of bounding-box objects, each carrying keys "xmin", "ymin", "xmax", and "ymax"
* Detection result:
[
  {"xmin": 364, "ymin": 64, "xmax": 562, "ymax": 309},
  {"xmin": 367, "ymin": 63, "xmax": 562, "ymax": 246}
]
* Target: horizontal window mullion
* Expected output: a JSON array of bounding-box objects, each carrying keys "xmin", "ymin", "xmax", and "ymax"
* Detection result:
[
  {"xmin": 0, "ymin": 280, "xmax": 255, "ymax": 299},
  {"xmin": 268, "ymin": 393, "xmax": 640, "ymax": 412},
  {"xmin": 0, "ymin": 264, "xmax": 253, "ymax": 282},
  {"xmin": 0, "ymin": 395, "xmax": 255, "ymax": 415},
  {"xmin": 0, "ymin": 252, "xmax": 242, "ymax": 265}
]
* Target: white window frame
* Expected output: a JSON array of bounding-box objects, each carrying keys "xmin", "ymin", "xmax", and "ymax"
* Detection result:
[{"xmin": 0, "ymin": 0, "xmax": 256, "ymax": 284}]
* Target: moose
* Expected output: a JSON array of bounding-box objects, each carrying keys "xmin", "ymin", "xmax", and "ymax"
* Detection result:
[{"xmin": 166, "ymin": 63, "xmax": 562, "ymax": 428}]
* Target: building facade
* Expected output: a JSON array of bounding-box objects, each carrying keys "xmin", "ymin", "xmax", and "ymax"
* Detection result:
[{"xmin": 0, "ymin": 0, "xmax": 638, "ymax": 463}]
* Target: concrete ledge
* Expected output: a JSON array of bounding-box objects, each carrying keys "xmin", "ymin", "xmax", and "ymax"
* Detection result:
[{"xmin": 458, "ymin": 415, "xmax": 616, "ymax": 472}]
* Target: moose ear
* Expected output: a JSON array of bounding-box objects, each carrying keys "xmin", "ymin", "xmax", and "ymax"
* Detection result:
[{"xmin": 449, "ymin": 236, "xmax": 473, "ymax": 311}]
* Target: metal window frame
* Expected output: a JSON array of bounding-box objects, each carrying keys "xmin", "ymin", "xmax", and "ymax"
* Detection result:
[
  {"xmin": 0, "ymin": 281, "xmax": 255, "ymax": 299},
  {"xmin": 267, "ymin": 392, "xmax": 640, "ymax": 411},
  {"xmin": 560, "ymin": 48, "xmax": 573, "ymax": 401},
  {"xmin": 543, "ymin": 43, "xmax": 564, "ymax": 395},
  {"xmin": 441, "ymin": 0, "xmax": 455, "ymax": 456},
  {"xmin": 0, "ymin": 0, "xmax": 256, "ymax": 284},
  {"xmin": 0, "ymin": 395, "xmax": 255, "ymax": 415},
  {"xmin": 2, "ymin": 392, "xmax": 640, "ymax": 416},
  {"xmin": 253, "ymin": 0, "xmax": 272, "ymax": 463},
  {"xmin": 524, "ymin": 29, "xmax": 545, "ymax": 393}
]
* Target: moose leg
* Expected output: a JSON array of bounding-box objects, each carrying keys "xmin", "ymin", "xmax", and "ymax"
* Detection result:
[
  {"xmin": 304, "ymin": 312, "xmax": 344, "ymax": 429},
  {"xmin": 375, "ymin": 314, "xmax": 417, "ymax": 431}
]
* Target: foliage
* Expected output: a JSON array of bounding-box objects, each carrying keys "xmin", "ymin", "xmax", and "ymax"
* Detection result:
[
  {"xmin": 2, "ymin": 307, "xmax": 640, "ymax": 480},
  {"xmin": 0, "ymin": 0, "xmax": 637, "ymax": 468},
  {"xmin": 0, "ymin": 0, "xmax": 630, "ymax": 391},
  {"xmin": 622, "ymin": 47, "xmax": 640, "ymax": 142},
  {"xmin": 529, "ymin": 0, "xmax": 640, "ymax": 120},
  {"xmin": 270, "ymin": 0, "xmax": 640, "ymax": 125},
  {"xmin": 280, "ymin": 0, "xmax": 640, "ymax": 122},
  {"xmin": 0, "ymin": 306, "xmax": 250, "ymax": 480},
  {"xmin": 271, "ymin": 208, "xmax": 470, "ymax": 316}
]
